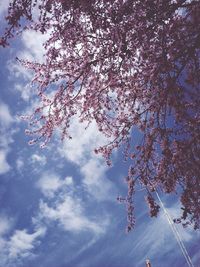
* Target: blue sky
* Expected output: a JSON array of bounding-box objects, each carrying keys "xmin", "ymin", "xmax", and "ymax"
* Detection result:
[{"xmin": 0, "ymin": 2, "xmax": 200, "ymax": 267}]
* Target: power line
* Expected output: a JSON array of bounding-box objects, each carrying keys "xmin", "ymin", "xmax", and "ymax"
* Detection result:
[{"xmin": 155, "ymin": 191, "xmax": 195, "ymax": 267}]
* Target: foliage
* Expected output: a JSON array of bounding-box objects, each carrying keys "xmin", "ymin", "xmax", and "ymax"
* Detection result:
[{"xmin": 1, "ymin": 0, "xmax": 200, "ymax": 231}]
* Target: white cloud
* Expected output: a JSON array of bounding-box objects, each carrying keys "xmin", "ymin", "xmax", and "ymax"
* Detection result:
[
  {"xmin": 31, "ymin": 153, "xmax": 47, "ymax": 166},
  {"xmin": 0, "ymin": 102, "xmax": 15, "ymax": 175},
  {"xmin": 0, "ymin": 214, "xmax": 45, "ymax": 266},
  {"xmin": 38, "ymin": 197, "xmax": 107, "ymax": 235},
  {"xmin": 35, "ymin": 172, "xmax": 109, "ymax": 235},
  {"xmin": 60, "ymin": 118, "xmax": 107, "ymax": 165},
  {"xmin": 8, "ymin": 227, "xmax": 46, "ymax": 259},
  {"xmin": 7, "ymin": 29, "xmax": 48, "ymax": 84},
  {"xmin": 0, "ymin": 149, "xmax": 11, "ymax": 175},
  {"xmin": 20, "ymin": 30, "xmax": 47, "ymax": 63},
  {"xmin": 16, "ymin": 158, "xmax": 24, "ymax": 172},
  {"xmin": 80, "ymin": 158, "xmax": 114, "ymax": 200},
  {"xmin": 0, "ymin": 126, "xmax": 16, "ymax": 149},
  {"xmin": 0, "ymin": 215, "xmax": 13, "ymax": 236},
  {"xmin": 59, "ymin": 118, "xmax": 116, "ymax": 200},
  {"xmin": 36, "ymin": 172, "xmax": 73, "ymax": 198},
  {"xmin": 7, "ymin": 57, "xmax": 33, "ymax": 81},
  {"xmin": 14, "ymin": 83, "xmax": 33, "ymax": 101},
  {"xmin": 64, "ymin": 176, "xmax": 73, "ymax": 185},
  {"xmin": 0, "ymin": 224, "xmax": 46, "ymax": 267},
  {"xmin": 0, "ymin": 102, "xmax": 13, "ymax": 128},
  {"xmin": 0, "ymin": 1, "xmax": 10, "ymax": 18},
  {"xmin": 0, "ymin": 133, "xmax": 13, "ymax": 149}
]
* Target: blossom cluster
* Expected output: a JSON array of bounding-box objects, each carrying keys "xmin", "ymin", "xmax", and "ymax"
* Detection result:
[{"xmin": 1, "ymin": 0, "xmax": 200, "ymax": 230}]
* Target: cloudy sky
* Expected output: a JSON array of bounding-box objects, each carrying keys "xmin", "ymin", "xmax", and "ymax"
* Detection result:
[{"xmin": 0, "ymin": 2, "xmax": 200, "ymax": 267}]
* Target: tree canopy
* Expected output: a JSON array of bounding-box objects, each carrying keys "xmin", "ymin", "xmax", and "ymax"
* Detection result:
[{"xmin": 1, "ymin": 0, "xmax": 200, "ymax": 231}]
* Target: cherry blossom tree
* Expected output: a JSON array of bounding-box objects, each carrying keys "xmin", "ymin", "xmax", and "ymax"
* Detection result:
[{"xmin": 1, "ymin": 0, "xmax": 200, "ymax": 231}]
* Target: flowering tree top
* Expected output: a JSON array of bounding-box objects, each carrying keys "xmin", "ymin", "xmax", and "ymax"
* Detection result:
[{"xmin": 1, "ymin": 0, "xmax": 200, "ymax": 231}]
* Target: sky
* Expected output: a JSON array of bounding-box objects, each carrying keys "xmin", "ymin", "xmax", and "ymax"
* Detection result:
[{"xmin": 0, "ymin": 2, "xmax": 200, "ymax": 267}]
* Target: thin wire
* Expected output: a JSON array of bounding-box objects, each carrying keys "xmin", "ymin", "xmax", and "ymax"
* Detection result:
[{"xmin": 155, "ymin": 191, "xmax": 195, "ymax": 267}]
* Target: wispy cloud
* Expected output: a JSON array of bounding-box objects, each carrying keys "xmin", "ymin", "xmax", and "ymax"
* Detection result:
[{"xmin": 129, "ymin": 203, "xmax": 199, "ymax": 267}]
